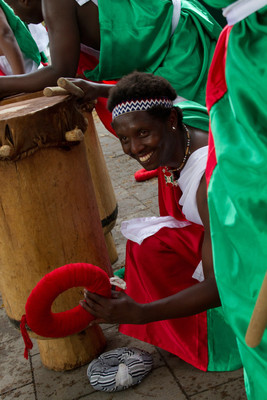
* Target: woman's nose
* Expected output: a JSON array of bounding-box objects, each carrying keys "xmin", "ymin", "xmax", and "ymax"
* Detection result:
[{"xmin": 130, "ymin": 138, "xmax": 144, "ymax": 155}]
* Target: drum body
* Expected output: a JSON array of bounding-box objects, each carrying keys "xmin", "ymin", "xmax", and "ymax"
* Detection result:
[
  {"xmin": 83, "ymin": 111, "xmax": 118, "ymax": 264},
  {"xmin": 0, "ymin": 93, "xmax": 112, "ymax": 371}
]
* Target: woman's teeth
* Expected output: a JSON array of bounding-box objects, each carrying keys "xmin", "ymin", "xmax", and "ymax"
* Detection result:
[{"xmin": 139, "ymin": 152, "xmax": 153, "ymax": 163}]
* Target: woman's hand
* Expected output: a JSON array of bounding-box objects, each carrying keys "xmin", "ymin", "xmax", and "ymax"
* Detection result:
[{"xmin": 80, "ymin": 289, "xmax": 143, "ymax": 326}]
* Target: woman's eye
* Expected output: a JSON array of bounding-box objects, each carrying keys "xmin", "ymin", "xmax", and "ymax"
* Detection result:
[
  {"xmin": 139, "ymin": 130, "xmax": 149, "ymax": 137},
  {"xmin": 120, "ymin": 136, "xmax": 129, "ymax": 144}
]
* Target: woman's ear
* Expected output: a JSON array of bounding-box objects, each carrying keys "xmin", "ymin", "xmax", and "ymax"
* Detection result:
[{"xmin": 168, "ymin": 108, "xmax": 178, "ymax": 131}]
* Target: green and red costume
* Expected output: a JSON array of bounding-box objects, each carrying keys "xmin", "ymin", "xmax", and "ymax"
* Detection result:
[{"xmin": 203, "ymin": 1, "xmax": 267, "ymax": 398}]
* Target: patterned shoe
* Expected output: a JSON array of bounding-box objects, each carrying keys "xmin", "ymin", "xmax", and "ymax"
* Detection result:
[{"xmin": 87, "ymin": 347, "xmax": 153, "ymax": 392}]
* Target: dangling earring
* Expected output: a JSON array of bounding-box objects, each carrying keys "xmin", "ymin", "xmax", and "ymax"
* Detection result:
[{"xmin": 172, "ymin": 126, "xmax": 176, "ymax": 131}]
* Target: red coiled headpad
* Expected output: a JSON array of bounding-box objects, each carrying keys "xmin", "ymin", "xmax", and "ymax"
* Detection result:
[{"xmin": 20, "ymin": 263, "xmax": 111, "ymax": 358}]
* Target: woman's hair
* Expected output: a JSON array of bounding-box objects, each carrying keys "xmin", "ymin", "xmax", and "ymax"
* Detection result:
[{"xmin": 107, "ymin": 71, "xmax": 183, "ymax": 128}]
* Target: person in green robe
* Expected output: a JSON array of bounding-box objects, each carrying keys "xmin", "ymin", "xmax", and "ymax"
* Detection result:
[
  {"xmin": 203, "ymin": 1, "xmax": 267, "ymax": 399},
  {"xmin": 1, "ymin": 0, "xmax": 220, "ymax": 107}
]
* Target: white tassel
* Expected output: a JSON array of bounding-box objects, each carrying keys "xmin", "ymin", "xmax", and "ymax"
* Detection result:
[{"xmin": 115, "ymin": 363, "xmax": 133, "ymax": 389}]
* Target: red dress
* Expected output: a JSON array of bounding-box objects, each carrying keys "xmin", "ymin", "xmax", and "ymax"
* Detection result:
[{"xmin": 119, "ymin": 168, "xmax": 241, "ymax": 372}]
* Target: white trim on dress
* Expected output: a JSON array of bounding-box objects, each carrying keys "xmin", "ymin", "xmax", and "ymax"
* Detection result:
[{"xmin": 223, "ymin": 0, "xmax": 267, "ymax": 25}]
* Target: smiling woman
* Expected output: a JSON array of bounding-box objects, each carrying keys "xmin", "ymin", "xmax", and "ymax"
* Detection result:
[{"xmin": 78, "ymin": 71, "xmax": 242, "ymax": 372}]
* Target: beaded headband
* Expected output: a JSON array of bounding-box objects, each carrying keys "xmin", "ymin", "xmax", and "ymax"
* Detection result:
[{"xmin": 112, "ymin": 98, "xmax": 173, "ymax": 121}]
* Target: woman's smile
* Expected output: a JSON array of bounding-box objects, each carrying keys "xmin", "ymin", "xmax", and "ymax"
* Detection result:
[{"xmin": 138, "ymin": 151, "xmax": 154, "ymax": 164}]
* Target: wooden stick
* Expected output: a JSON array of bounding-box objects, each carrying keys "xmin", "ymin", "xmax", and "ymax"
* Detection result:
[
  {"xmin": 245, "ymin": 272, "xmax": 267, "ymax": 348},
  {"xmin": 43, "ymin": 87, "xmax": 68, "ymax": 97},
  {"xmin": 57, "ymin": 78, "xmax": 84, "ymax": 98}
]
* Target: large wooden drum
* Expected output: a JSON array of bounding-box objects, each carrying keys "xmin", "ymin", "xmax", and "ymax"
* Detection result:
[
  {"xmin": 83, "ymin": 110, "xmax": 118, "ymax": 264},
  {"xmin": 0, "ymin": 93, "xmax": 113, "ymax": 371}
]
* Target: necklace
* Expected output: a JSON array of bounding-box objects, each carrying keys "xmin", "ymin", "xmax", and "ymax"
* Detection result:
[{"xmin": 162, "ymin": 125, "xmax": 191, "ymax": 187}]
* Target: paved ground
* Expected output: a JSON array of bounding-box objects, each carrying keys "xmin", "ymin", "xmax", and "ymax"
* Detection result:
[{"xmin": 0, "ymin": 114, "xmax": 247, "ymax": 400}]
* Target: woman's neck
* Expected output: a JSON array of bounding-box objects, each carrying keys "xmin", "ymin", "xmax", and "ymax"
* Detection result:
[{"xmin": 186, "ymin": 126, "xmax": 208, "ymax": 154}]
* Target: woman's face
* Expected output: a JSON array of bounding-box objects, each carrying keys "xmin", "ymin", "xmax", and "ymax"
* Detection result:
[{"xmin": 113, "ymin": 110, "xmax": 176, "ymax": 170}]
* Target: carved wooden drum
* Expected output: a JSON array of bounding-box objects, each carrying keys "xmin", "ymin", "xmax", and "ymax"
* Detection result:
[{"xmin": 0, "ymin": 93, "xmax": 113, "ymax": 371}]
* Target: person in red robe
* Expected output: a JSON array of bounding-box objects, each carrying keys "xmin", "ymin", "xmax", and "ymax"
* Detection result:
[{"xmin": 80, "ymin": 72, "xmax": 241, "ymax": 372}]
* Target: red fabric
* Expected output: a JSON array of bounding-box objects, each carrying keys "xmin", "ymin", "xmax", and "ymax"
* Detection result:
[
  {"xmin": 21, "ymin": 263, "xmax": 111, "ymax": 345},
  {"xmin": 206, "ymin": 121, "xmax": 217, "ymax": 187},
  {"xmin": 205, "ymin": 25, "xmax": 233, "ymax": 186},
  {"xmin": 77, "ymin": 52, "xmax": 118, "ymax": 136},
  {"xmin": 20, "ymin": 315, "xmax": 33, "ymax": 360},
  {"xmin": 158, "ymin": 166, "xmax": 187, "ymax": 220},
  {"xmin": 0, "ymin": 69, "xmax": 5, "ymax": 76},
  {"xmin": 134, "ymin": 168, "xmax": 158, "ymax": 182},
  {"xmin": 120, "ymin": 169, "xmax": 209, "ymax": 371}
]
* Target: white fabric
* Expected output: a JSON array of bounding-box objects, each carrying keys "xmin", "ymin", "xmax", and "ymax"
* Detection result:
[
  {"xmin": 0, "ymin": 55, "xmax": 38, "ymax": 75},
  {"xmin": 178, "ymin": 146, "xmax": 208, "ymax": 226},
  {"xmin": 115, "ymin": 363, "xmax": 133, "ymax": 388},
  {"xmin": 110, "ymin": 277, "xmax": 127, "ymax": 290},
  {"xmin": 171, "ymin": 0, "xmax": 181, "ymax": 35},
  {"xmin": 75, "ymin": 0, "xmax": 98, "ymax": 6},
  {"xmin": 174, "ymin": 95, "xmax": 189, "ymax": 104},
  {"xmin": 28, "ymin": 23, "xmax": 49, "ymax": 53},
  {"xmin": 223, "ymin": 0, "xmax": 267, "ymax": 26},
  {"xmin": 121, "ymin": 147, "xmax": 208, "ymax": 282},
  {"xmin": 192, "ymin": 261, "xmax": 204, "ymax": 282},
  {"xmin": 121, "ymin": 216, "xmax": 191, "ymax": 245}
]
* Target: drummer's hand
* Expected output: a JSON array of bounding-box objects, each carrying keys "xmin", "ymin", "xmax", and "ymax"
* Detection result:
[
  {"xmin": 62, "ymin": 78, "xmax": 101, "ymax": 101},
  {"xmin": 62, "ymin": 77, "xmax": 114, "ymax": 104},
  {"xmin": 80, "ymin": 289, "xmax": 143, "ymax": 325}
]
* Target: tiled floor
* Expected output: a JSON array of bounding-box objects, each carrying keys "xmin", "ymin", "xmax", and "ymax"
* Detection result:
[{"xmin": 0, "ymin": 114, "xmax": 247, "ymax": 400}]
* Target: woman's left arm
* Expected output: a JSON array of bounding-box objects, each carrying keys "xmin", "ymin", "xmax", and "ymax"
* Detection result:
[{"xmin": 195, "ymin": 173, "xmax": 221, "ymax": 305}]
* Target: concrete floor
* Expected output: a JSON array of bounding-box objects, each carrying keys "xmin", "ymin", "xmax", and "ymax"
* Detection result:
[{"xmin": 0, "ymin": 114, "xmax": 247, "ymax": 400}]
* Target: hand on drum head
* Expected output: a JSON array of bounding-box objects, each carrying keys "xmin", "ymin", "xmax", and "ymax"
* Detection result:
[{"xmin": 80, "ymin": 289, "xmax": 144, "ymax": 325}]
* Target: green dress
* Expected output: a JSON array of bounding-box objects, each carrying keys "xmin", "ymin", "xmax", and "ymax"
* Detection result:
[{"xmin": 203, "ymin": 1, "xmax": 267, "ymax": 398}]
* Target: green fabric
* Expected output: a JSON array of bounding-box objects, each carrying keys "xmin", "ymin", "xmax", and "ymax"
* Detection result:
[
  {"xmin": 0, "ymin": 0, "xmax": 41, "ymax": 66},
  {"xmin": 207, "ymin": 308, "xmax": 241, "ymax": 371},
  {"xmin": 83, "ymin": 0, "xmax": 221, "ymax": 106},
  {"xmin": 40, "ymin": 50, "xmax": 48, "ymax": 64},
  {"xmin": 207, "ymin": 6, "xmax": 267, "ymax": 399},
  {"xmin": 202, "ymin": 0, "xmax": 233, "ymax": 7},
  {"xmin": 175, "ymin": 100, "xmax": 210, "ymax": 131},
  {"xmin": 173, "ymin": 100, "xmax": 241, "ymax": 372},
  {"xmin": 197, "ymin": 0, "xmax": 227, "ymax": 26},
  {"xmin": 114, "ymin": 267, "xmax": 125, "ymax": 279}
]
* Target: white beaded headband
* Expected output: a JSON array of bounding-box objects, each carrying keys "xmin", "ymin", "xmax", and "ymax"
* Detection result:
[{"xmin": 112, "ymin": 98, "xmax": 173, "ymax": 121}]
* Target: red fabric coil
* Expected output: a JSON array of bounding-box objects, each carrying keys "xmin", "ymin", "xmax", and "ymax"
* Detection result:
[
  {"xmin": 134, "ymin": 168, "xmax": 159, "ymax": 182},
  {"xmin": 20, "ymin": 263, "xmax": 111, "ymax": 359}
]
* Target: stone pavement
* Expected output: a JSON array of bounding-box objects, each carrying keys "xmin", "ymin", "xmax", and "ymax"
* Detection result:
[{"xmin": 0, "ymin": 114, "xmax": 247, "ymax": 400}]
